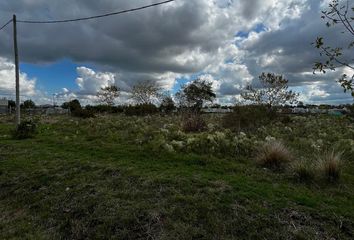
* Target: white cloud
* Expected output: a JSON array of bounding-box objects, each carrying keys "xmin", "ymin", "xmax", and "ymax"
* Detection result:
[
  {"xmin": 0, "ymin": 57, "xmax": 49, "ymax": 103},
  {"xmin": 76, "ymin": 66, "xmax": 116, "ymax": 94}
]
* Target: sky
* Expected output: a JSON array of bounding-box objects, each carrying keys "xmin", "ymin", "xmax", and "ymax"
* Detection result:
[{"xmin": 0, "ymin": 0, "xmax": 353, "ymax": 105}]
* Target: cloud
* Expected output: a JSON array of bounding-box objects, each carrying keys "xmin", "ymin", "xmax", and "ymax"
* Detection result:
[
  {"xmin": 76, "ymin": 66, "xmax": 116, "ymax": 94},
  {"xmin": 0, "ymin": 0, "xmax": 352, "ymax": 105},
  {"xmin": 0, "ymin": 57, "xmax": 44, "ymax": 100},
  {"xmin": 56, "ymin": 66, "xmax": 134, "ymax": 105}
]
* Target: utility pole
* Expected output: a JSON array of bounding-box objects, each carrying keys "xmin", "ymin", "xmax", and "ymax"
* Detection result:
[{"xmin": 13, "ymin": 14, "xmax": 20, "ymax": 127}]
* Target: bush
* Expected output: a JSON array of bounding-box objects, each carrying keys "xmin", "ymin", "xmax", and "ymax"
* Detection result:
[
  {"xmin": 65, "ymin": 99, "xmax": 81, "ymax": 112},
  {"xmin": 182, "ymin": 114, "xmax": 207, "ymax": 133},
  {"xmin": 292, "ymin": 160, "xmax": 315, "ymax": 183},
  {"xmin": 12, "ymin": 120, "xmax": 37, "ymax": 139},
  {"xmin": 256, "ymin": 141, "xmax": 292, "ymax": 170},
  {"xmin": 317, "ymin": 150, "xmax": 342, "ymax": 183},
  {"xmin": 222, "ymin": 105, "xmax": 276, "ymax": 132},
  {"xmin": 280, "ymin": 115, "xmax": 292, "ymax": 124},
  {"xmin": 72, "ymin": 108, "xmax": 95, "ymax": 119},
  {"xmin": 85, "ymin": 105, "xmax": 125, "ymax": 114},
  {"xmin": 124, "ymin": 104, "xmax": 158, "ymax": 116}
]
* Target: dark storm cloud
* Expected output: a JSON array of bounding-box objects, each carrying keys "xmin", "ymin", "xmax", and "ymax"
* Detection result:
[
  {"xmin": 0, "ymin": 0, "xmax": 218, "ymax": 74},
  {"xmin": 242, "ymin": 0, "xmax": 353, "ymax": 81},
  {"xmin": 240, "ymin": 0, "xmax": 263, "ymax": 19},
  {"xmin": 0, "ymin": 0, "xmax": 352, "ymax": 104}
]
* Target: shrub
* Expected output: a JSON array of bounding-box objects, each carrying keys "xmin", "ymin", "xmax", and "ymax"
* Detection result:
[
  {"xmin": 124, "ymin": 104, "xmax": 158, "ymax": 116},
  {"xmin": 317, "ymin": 150, "xmax": 342, "ymax": 182},
  {"xmin": 222, "ymin": 105, "xmax": 276, "ymax": 132},
  {"xmin": 182, "ymin": 114, "xmax": 207, "ymax": 133},
  {"xmin": 292, "ymin": 160, "xmax": 315, "ymax": 183},
  {"xmin": 72, "ymin": 108, "xmax": 95, "ymax": 119},
  {"xmin": 12, "ymin": 120, "xmax": 37, "ymax": 139},
  {"xmin": 280, "ymin": 115, "xmax": 292, "ymax": 124},
  {"xmin": 85, "ymin": 105, "xmax": 125, "ymax": 114},
  {"xmin": 256, "ymin": 141, "xmax": 292, "ymax": 170}
]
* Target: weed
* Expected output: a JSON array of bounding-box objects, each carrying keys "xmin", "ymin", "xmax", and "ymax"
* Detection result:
[
  {"xmin": 256, "ymin": 141, "xmax": 292, "ymax": 170},
  {"xmin": 12, "ymin": 120, "xmax": 37, "ymax": 139},
  {"xmin": 292, "ymin": 160, "xmax": 315, "ymax": 183},
  {"xmin": 182, "ymin": 114, "xmax": 207, "ymax": 133},
  {"xmin": 317, "ymin": 150, "xmax": 343, "ymax": 183}
]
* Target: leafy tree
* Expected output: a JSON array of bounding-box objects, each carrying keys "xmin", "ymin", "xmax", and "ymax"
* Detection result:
[
  {"xmin": 241, "ymin": 72, "xmax": 298, "ymax": 108},
  {"xmin": 62, "ymin": 99, "xmax": 81, "ymax": 112},
  {"xmin": 131, "ymin": 80, "xmax": 161, "ymax": 104},
  {"xmin": 176, "ymin": 78, "xmax": 216, "ymax": 111},
  {"xmin": 97, "ymin": 85, "xmax": 120, "ymax": 106},
  {"xmin": 160, "ymin": 95, "xmax": 175, "ymax": 114},
  {"xmin": 313, "ymin": 0, "xmax": 354, "ymax": 97},
  {"xmin": 23, "ymin": 99, "xmax": 36, "ymax": 109}
]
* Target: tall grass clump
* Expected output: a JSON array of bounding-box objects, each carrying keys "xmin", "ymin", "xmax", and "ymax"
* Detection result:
[
  {"xmin": 256, "ymin": 141, "xmax": 292, "ymax": 170},
  {"xmin": 317, "ymin": 150, "xmax": 343, "ymax": 183},
  {"xmin": 292, "ymin": 160, "xmax": 315, "ymax": 183}
]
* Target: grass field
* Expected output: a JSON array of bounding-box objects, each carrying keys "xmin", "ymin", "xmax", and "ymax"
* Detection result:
[{"xmin": 1, "ymin": 114, "xmax": 353, "ymax": 239}]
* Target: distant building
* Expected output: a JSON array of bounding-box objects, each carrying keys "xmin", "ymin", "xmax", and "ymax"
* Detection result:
[
  {"xmin": 202, "ymin": 108, "xmax": 233, "ymax": 113},
  {"xmin": 45, "ymin": 107, "xmax": 69, "ymax": 115},
  {"xmin": 0, "ymin": 98, "xmax": 8, "ymax": 114},
  {"xmin": 308, "ymin": 108, "xmax": 327, "ymax": 114},
  {"xmin": 292, "ymin": 107, "xmax": 308, "ymax": 114},
  {"xmin": 328, "ymin": 108, "xmax": 347, "ymax": 116}
]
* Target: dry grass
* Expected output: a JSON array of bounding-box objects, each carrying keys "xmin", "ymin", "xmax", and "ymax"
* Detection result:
[
  {"xmin": 292, "ymin": 160, "xmax": 315, "ymax": 183},
  {"xmin": 317, "ymin": 150, "xmax": 343, "ymax": 183},
  {"xmin": 256, "ymin": 141, "xmax": 292, "ymax": 170}
]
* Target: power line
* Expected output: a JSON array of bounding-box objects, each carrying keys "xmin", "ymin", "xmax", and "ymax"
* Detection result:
[
  {"xmin": 0, "ymin": 19, "xmax": 12, "ymax": 31},
  {"xmin": 0, "ymin": 0, "xmax": 174, "ymax": 30},
  {"xmin": 17, "ymin": 0, "xmax": 174, "ymax": 24}
]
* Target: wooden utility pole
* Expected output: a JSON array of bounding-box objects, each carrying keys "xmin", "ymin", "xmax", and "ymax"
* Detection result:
[{"xmin": 13, "ymin": 14, "xmax": 20, "ymax": 126}]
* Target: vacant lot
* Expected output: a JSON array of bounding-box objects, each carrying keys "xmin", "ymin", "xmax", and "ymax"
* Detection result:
[{"xmin": 1, "ymin": 114, "xmax": 353, "ymax": 239}]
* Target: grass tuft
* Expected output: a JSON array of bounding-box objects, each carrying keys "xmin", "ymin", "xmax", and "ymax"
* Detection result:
[
  {"xmin": 317, "ymin": 150, "xmax": 343, "ymax": 183},
  {"xmin": 256, "ymin": 141, "xmax": 292, "ymax": 170},
  {"xmin": 292, "ymin": 160, "xmax": 315, "ymax": 183}
]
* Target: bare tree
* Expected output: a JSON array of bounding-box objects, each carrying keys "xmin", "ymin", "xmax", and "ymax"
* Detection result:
[
  {"xmin": 97, "ymin": 85, "xmax": 120, "ymax": 106},
  {"xmin": 131, "ymin": 80, "xmax": 161, "ymax": 104},
  {"xmin": 313, "ymin": 0, "xmax": 354, "ymax": 97},
  {"xmin": 241, "ymin": 72, "xmax": 298, "ymax": 108}
]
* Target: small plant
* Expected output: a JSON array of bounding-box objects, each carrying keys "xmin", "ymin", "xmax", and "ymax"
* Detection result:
[
  {"xmin": 182, "ymin": 114, "xmax": 207, "ymax": 133},
  {"xmin": 292, "ymin": 160, "xmax": 315, "ymax": 183},
  {"xmin": 317, "ymin": 150, "xmax": 343, "ymax": 183},
  {"xmin": 12, "ymin": 120, "xmax": 37, "ymax": 139},
  {"xmin": 256, "ymin": 141, "xmax": 292, "ymax": 170}
]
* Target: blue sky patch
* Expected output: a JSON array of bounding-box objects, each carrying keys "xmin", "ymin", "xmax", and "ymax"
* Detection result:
[{"xmin": 20, "ymin": 59, "xmax": 82, "ymax": 94}]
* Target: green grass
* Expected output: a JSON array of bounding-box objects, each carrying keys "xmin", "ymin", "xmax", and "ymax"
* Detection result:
[{"xmin": 0, "ymin": 114, "xmax": 354, "ymax": 239}]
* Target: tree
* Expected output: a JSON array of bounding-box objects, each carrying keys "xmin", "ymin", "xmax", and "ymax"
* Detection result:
[
  {"xmin": 160, "ymin": 95, "xmax": 175, "ymax": 114},
  {"xmin": 313, "ymin": 0, "xmax": 354, "ymax": 97},
  {"xmin": 62, "ymin": 99, "xmax": 81, "ymax": 112},
  {"xmin": 96, "ymin": 85, "xmax": 120, "ymax": 106},
  {"xmin": 131, "ymin": 80, "xmax": 161, "ymax": 104},
  {"xmin": 23, "ymin": 99, "xmax": 35, "ymax": 109},
  {"xmin": 241, "ymin": 72, "xmax": 298, "ymax": 108},
  {"xmin": 176, "ymin": 78, "xmax": 216, "ymax": 111}
]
